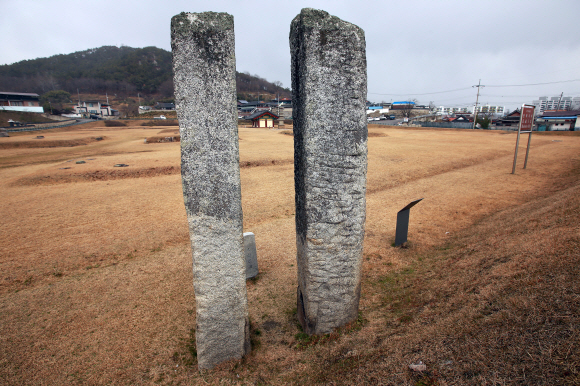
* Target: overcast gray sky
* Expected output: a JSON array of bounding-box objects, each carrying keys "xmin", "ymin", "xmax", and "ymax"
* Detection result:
[{"xmin": 2, "ymin": 0, "xmax": 580, "ymax": 110}]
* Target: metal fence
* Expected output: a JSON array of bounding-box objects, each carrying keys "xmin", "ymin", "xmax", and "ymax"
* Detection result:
[{"xmin": 418, "ymin": 122, "xmax": 473, "ymax": 129}]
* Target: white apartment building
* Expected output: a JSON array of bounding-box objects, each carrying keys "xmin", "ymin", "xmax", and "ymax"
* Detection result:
[
  {"xmin": 532, "ymin": 96, "xmax": 580, "ymax": 114},
  {"xmin": 472, "ymin": 105, "xmax": 505, "ymax": 115},
  {"xmin": 436, "ymin": 105, "xmax": 504, "ymax": 115},
  {"xmin": 436, "ymin": 106, "xmax": 470, "ymax": 115}
]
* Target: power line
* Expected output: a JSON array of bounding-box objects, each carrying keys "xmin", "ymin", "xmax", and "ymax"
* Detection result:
[
  {"xmin": 369, "ymin": 78, "xmax": 580, "ymax": 98},
  {"xmin": 368, "ymin": 87, "xmax": 471, "ymax": 96},
  {"xmin": 486, "ymin": 79, "xmax": 580, "ymax": 87},
  {"xmin": 483, "ymin": 66, "xmax": 580, "ymax": 82}
]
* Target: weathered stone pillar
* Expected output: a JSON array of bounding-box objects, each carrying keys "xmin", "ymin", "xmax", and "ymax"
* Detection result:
[
  {"xmin": 290, "ymin": 8, "xmax": 368, "ymax": 335},
  {"xmin": 171, "ymin": 12, "xmax": 250, "ymax": 369}
]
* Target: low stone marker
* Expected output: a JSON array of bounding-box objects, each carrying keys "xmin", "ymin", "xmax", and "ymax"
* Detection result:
[
  {"xmin": 172, "ymin": 11, "xmax": 250, "ymax": 369},
  {"xmin": 290, "ymin": 8, "xmax": 368, "ymax": 335},
  {"xmin": 244, "ymin": 232, "xmax": 259, "ymax": 279}
]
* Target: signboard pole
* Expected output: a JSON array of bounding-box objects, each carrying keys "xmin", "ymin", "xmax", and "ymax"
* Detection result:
[
  {"xmin": 511, "ymin": 104, "xmax": 535, "ymax": 174},
  {"xmin": 523, "ymin": 128, "xmax": 533, "ymax": 169},
  {"xmin": 511, "ymin": 131, "xmax": 521, "ymax": 174}
]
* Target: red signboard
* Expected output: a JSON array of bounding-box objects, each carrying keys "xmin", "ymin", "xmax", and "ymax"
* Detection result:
[{"xmin": 519, "ymin": 105, "xmax": 535, "ymax": 132}]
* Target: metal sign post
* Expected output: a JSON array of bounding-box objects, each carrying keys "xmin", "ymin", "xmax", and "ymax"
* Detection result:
[
  {"xmin": 394, "ymin": 198, "xmax": 423, "ymax": 247},
  {"xmin": 512, "ymin": 104, "xmax": 535, "ymax": 174}
]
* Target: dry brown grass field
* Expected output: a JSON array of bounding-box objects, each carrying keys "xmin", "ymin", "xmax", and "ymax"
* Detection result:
[{"xmin": 0, "ymin": 122, "xmax": 579, "ymax": 385}]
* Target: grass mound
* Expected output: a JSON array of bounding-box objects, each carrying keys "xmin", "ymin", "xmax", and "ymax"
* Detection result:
[
  {"xmin": 15, "ymin": 165, "xmax": 180, "ymax": 185},
  {"xmin": 0, "ymin": 111, "xmax": 55, "ymax": 127},
  {"xmin": 141, "ymin": 120, "xmax": 178, "ymax": 127},
  {"xmin": 144, "ymin": 135, "xmax": 180, "ymax": 143},
  {"xmin": 0, "ymin": 136, "xmax": 105, "ymax": 149},
  {"xmin": 157, "ymin": 128, "xmax": 179, "ymax": 134},
  {"xmin": 104, "ymin": 120, "xmax": 127, "ymax": 127}
]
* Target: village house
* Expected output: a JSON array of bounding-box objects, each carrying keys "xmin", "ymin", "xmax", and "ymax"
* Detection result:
[
  {"xmin": 74, "ymin": 100, "xmax": 118, "ymax": 118},
  {"xmin": 536, "ymin": 110, "xmax": 580, "ymax": 131},
  {"xmin": 0, "ymin": 92, "xmax": 44, "ymax": 113},
  {"xmin": 246, "ymin": 110, "xmax": 279, "ymax": 128},
  {"xmin": 496, "ymin": 109, "xmax": 521, "ymax": 127}
]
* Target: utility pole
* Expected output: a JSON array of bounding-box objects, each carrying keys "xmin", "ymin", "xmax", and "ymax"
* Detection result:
[
  {"xmin": 556, "ymin": 92, "xmax": 563, "ymax": 111},
  {"xmin": 472, "ymin": 79, "xmax": 484, "ymax": 129}
]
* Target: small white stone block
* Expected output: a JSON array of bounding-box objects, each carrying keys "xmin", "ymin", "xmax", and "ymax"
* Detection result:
[{"xmin": 244, "ymin": 232, "xmax": 258, "ymax": 279}]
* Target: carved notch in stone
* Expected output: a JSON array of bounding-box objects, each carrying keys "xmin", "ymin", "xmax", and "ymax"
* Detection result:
[
  {"xmin": 171, "ymin": 11, "xmax": 250, "ymax": 369},
  {"xmin": 291, "ymin": 8, "xmax": 368, "ymax": 335}
]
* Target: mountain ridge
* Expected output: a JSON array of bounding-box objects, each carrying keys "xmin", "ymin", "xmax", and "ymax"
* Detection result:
[{"xmin": 0, "ymin": 45, "xmax": 290, "ymax": 101}]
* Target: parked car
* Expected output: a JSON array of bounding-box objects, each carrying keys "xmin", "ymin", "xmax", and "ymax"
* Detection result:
[{"xmin": 154, "ymin": 115, "xmax": 167, "ymax": 120}]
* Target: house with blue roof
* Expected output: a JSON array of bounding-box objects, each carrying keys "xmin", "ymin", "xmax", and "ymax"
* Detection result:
[{"xmin": 537, "ymin": 110, "xmax": 580, "ymax": 131}]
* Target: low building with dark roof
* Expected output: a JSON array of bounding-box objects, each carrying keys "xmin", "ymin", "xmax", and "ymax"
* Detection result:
[
  {"xmin": 0, "ymin": 92, "xmax": 44, "ymax": 113},
  {"xmin": 536, "ymin": 110, "xmax": 580, "ymax": 131},
  {"xmin": 245, "ymin": 110, "xmax": 279, "ymax": 128},
  {"xmin": 155, "ymin": 102, "xmax": 175, "ymax": 110},
  {"xmin": 496, "ymin": 109, "xmax": 521, "ymax": 127}
]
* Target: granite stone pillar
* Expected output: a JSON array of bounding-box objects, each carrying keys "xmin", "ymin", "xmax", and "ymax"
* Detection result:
[
  {"xmin": 290, "ymin": 8, "xmax": 368, "ymax": 335},
  {"xmin": 171, "ymin": 12, "xmax": 250, "ymax": 369}
]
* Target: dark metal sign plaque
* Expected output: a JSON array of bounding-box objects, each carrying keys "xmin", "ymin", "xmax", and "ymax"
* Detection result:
[{"xmin": 395, "ymin": 198, "xmax": 423, "ymax": 247}]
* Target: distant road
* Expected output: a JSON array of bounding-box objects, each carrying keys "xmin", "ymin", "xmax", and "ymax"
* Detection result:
[{"xmin": 6, "ymin": 119, "xmax": 94, "ymax": 132}]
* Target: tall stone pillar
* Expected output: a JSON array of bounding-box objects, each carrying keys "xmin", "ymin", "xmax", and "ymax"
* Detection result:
[
  {"xmin": 171, "ymin": 12, "xmax": 250, "ymax": 369},
  {"xmin": 290, "ymin": 9, "xmax": 368, "ymax": 335}
]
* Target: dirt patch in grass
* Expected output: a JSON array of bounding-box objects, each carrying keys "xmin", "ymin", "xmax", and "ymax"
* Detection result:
[
  {"xmin": 145, "ymin": 135, "xmax": 180, "ymax": 143},
  {"xmin": 240, "ymin": 159, "xmax": 293, "ymax": 168},
  {"xmin": 0, "ymin": 136, "xmax": 106, "ymax": 149},
  {"xmin": 142, "ymin": 120, "xmax": 179, "ymax": 126}
]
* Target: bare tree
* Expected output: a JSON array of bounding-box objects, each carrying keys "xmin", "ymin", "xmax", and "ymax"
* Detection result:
[
  {"xmin": 400, "ymin": 98, "xmax": 418, "ymax": 119},
  {"xmin": 429, "ymin": 101, "xmax": 436, "ymax": 113}
]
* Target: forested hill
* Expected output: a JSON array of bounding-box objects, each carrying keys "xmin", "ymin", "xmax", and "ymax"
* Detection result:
[
  {"xmin": 0, "ymin": 45, "xmax": 290, "ymax": 100},
  {"xmin": 0, "ymin": 46, "xmax": 172, "ymax": 95}
]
